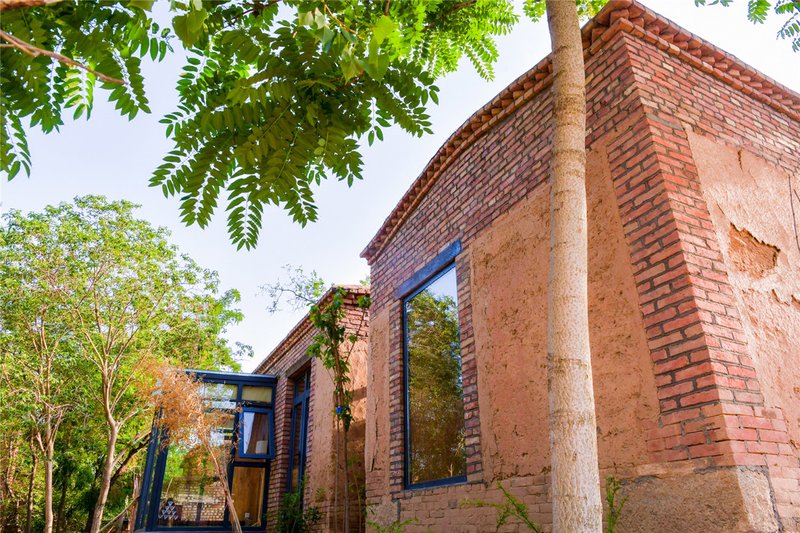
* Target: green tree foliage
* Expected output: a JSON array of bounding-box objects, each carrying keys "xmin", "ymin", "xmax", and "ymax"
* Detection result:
[
  {"xmin": 152, "ymin": 0, "xmax": 519, "ymax": 249},
  {"xmin": 0, "ymin": 196, "xmax": 247, "ymax": 532},
  {"xmin": 0, "ymin": 0, "xmax": 519, "ymax": 249},
  {"xmin": 0, "ymin": 1, "xmax": 168, "ymax": 179},
  {"xmin": 1, "ymin": 1, "xmax": 797, "ymax": 249}
]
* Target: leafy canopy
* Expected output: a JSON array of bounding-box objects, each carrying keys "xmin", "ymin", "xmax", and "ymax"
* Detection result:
[
  {"xmin": 0, "ymin": 195, "xmax": 247, "ymax": 531},
  {"xmin": 0, "ymin": 0, "xmax": 519, "ymax": 249},
  {"xmin": 0, "ymin": 1, "xmax": 169, "ymax": 179},
  {"xmin": 1, "ymin": 0, "xmax": 797, "ymax": 249}
]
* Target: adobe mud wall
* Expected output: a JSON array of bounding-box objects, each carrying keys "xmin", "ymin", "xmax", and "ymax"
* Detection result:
[
  {"xmin": 363, "ymin": 1, "xmax": 800, "ymax": 531},
  {"xmin": 689, "ymin": 132, "xmax": 800, "ymax": 529}
]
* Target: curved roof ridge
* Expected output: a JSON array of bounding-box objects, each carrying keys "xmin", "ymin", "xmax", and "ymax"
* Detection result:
[{"xmin": 361, "ymin": 0, "xmax": 800, "ymax": 263}]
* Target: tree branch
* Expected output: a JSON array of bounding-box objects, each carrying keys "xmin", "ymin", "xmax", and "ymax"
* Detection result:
[
  {"xmin": 444, "ymin": 0, "xmax": 477, "ymax": 16},
  {"xmin": 0, "ymin": 29, "xmax": 126, "ymax": 85},
  {"xmin": 108, "ymin": 433, "xmax": 150, "ymax": 488}
]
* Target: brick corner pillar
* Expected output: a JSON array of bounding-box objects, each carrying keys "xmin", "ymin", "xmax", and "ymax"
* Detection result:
[{"xmin": 604, "ymin": 87, "xmax": 798, "ymax": 530}]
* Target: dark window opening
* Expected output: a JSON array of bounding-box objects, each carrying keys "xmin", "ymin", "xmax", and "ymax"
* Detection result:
[
  {"xmin": 403, "ymin": 264, "xmax": 467, "ymax": 489},
  {"xmin": 287, "ymin": 368, "xmax": 311, "ymax": 493}
]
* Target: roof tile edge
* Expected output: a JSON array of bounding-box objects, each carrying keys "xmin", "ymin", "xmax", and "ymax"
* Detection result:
[{"xmin": 360, "ymin": 0, "xmax": 800, "ymax": 263}]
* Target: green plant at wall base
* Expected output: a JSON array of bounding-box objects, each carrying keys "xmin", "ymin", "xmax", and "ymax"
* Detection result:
[
  {"xmin": 276, "ymin": 480, "xmax": 321, "ymax": 533},
  {"xmin": 460, "ymin": 482, "xmax": 542, "ymax": 533},
  {"xmin": 604, "ymin": 476, "xmax": 628, "ymax": 533}
]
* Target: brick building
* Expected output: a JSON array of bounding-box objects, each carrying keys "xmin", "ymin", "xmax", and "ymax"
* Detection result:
[
  {"xmin": 360, "ymin": 1, "xmax": 800, "ymax": 531},
  {"xmin": 255, "ymin": 286, "xmax": 370, "ymax": 532}
]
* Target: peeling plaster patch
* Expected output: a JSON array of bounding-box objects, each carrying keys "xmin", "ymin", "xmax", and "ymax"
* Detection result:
[{"xmin": 729, "ymin": 224, "xmax": 779, "ymax": 278}]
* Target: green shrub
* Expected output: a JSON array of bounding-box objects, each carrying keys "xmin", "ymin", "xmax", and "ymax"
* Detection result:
[{"xmin": 276, "ymin": 482, "xmax": 321, "ymax": 533}]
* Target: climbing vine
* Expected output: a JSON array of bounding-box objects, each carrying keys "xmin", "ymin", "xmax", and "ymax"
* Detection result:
[
  {"xmin": 307, "ymin": 288, "xmax": 370, "ymax": 533},
  {"xmin": 262, "ymin": 267, "xmax": 370, "ymax": 532}
]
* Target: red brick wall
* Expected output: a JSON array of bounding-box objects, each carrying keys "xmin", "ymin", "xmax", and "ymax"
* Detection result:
[{"xmin": 363, "ymin": 2, "xmax": 799, "ymax": 531}]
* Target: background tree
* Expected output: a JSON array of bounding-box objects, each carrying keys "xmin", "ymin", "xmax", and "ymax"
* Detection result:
[{"xmin": 0, "ymin": 196, "xmax": 246, "ymax": 533}]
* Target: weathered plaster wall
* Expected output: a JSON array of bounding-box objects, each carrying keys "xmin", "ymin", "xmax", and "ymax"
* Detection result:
[
  {"xmin": 689, "ymin": 131, "xmax": 800, "ymax": 512},
  {"xmin": 364, "ymin": 306, "xmax": 391, "ymax": 516},
  {"xmin": 469, "ymin": 148, "xmax": 659, "ymax": 481}
]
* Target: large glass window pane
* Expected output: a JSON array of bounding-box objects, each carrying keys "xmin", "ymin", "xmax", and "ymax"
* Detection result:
[
  {"xmin": 231, "ymin": 467, "xmax": 265, "ymax": 527},
  {"xmin": 289, "ymin": 403, "xmax": 305, "ymax": 490},
  {"xmin": 404, "ymin": 266, "xmax": 466, "ymax": 486},
  {"xmin": 239, "ymin": 410, "xmax": 271, "ymax": 457},
  {"xmin": 156, "ymin": 414, "xmax": 234, "ymax": 528}
]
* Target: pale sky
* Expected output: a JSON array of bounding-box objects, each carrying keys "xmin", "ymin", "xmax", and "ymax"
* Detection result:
[{"xmin": 2, "ymin": 1, "xmax": 798, "ymax": 372}]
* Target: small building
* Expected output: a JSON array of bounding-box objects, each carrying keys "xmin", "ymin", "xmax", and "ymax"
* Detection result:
[
  {"xmin": 254, "ymin": 286, "xmax": 370, "ymax": 532},
  {"xmin": 360, "ymin": 1, "xmax": 800, "ymax": 532},
  {"xmin": 134, "ymin": 286, "xmax": 369, "ymax": 533},
  {"xmin": 135, "ymin": 370, "xmax": 278, "ymax": 531}
]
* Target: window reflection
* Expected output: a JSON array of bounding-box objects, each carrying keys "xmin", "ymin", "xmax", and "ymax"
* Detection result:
[
  {"xmin": 242, "ymin": 385, "xmax": 273, "ymax": 404},
  {"xmin": 288, "ymin": 368, "xmax": 310, "ymax": 492},
  {"xmin": 405, "ymin": 266, "xmax": 466, "ymax": 486},
  {"xmin": 202, "ymin": 383, "xmax": 237, "ymax": 410},
  {"xmin": 231, "ymin": 467, "xmax": 265, "ymax": 526},
  {"xmin": 240, "ymin": 410, "xmax": 270, "ymax": 457},
  {"xmin": 157, "ymin": 415, "xmax": 234, "ymax": 528}
]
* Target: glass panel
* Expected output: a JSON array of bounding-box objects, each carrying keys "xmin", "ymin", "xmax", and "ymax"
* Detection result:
[
  {"xmin": 230, "ymin": 467, "xmax": 265, "ymax": 527},
  {"xmin": 240, "ymin": 411, "xmax": 270, "ymax": 457},
  {"xmin": 156, "ymin": 414, "xmax": 234, "ymax": 528},
  {"xmin": 289, "ymin": 403, "xmax": 305, "ymax": 490},
  {"xmin": 405, "ymin": 266, "xmax": 466, "ymax": 485},
  {"xmin": 242, "ymin": 385, "xmax": 272, "ymax": 404},
  {"xmin": 202, "ymin": 383, "xmax": 237, "ymax": 410}
]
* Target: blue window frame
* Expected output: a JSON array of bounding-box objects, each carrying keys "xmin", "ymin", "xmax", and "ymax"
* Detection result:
[
  {"xmin": 135, "ymin": 370, "xmax": 277, "ymax": 532},
  {"xmin": 287, "ymin": 368, "xmax": 311, "ymax": 493},
  {"xmin": 239, "ymin": 408, "xmax": 275, "ymax": 459},
  {"xmin": 402, "ymin": 254, "xmax": 467, "ymax": 490}
]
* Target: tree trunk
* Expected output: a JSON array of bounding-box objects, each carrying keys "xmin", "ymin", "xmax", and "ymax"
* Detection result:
[
  {"xmin": 1, "ymin": 436, "xmax": 20, "ymax": 533},
  {"xmin": 333, "ymin": 419, "xmax": 340, "ymax": 533},
  {"xmin": 342, "ymin": 426, "xmax": 350, "ymax": 533},
  {"xmin": 43, "ymin": 434, "xmax": 54, "ymax": 533},
  {"xmin": 544, "ymin": 1, "xmax": 602, "ymax": 532},
  {"xmin": 88, "ymin": 427, "xmax": 118, "ymax": 533}
]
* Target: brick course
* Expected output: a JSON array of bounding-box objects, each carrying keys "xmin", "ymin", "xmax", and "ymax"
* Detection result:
[{"xmin": 361, "ymin": 1, "xmax": 799, "ymax": 531}]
